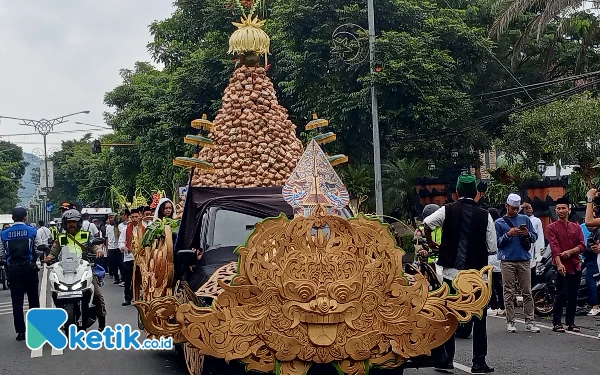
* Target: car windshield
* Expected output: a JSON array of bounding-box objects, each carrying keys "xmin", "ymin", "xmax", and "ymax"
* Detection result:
[{"xmin": 208, "ymin": 209, "xmax": 264, "ymax": 250}]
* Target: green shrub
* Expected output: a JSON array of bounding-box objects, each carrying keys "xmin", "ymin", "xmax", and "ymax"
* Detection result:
[{"xmin": 399, "ymin": 234, "xmax": 415, "ymax": 254}]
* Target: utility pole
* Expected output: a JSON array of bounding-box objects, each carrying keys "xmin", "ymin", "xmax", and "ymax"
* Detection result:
[{"xmin": 367, "ymin": 0, "xmax": 383, "ymax": 215}]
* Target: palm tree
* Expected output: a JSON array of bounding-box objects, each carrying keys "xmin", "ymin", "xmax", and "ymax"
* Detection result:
[
  {"xmin": 382, "ymin": 158, "xmax": 429, "ymax": 222},
  {"xmin": 338, "ymin": 165, "xmax": 373, "ymax": 213},
  {"xmin": 489, "ymin": 0, "xmax": 600, "ymax": 71},
  {"xmin": 489, "ymin": 0, "xmax": 595, "ymax": 39}
]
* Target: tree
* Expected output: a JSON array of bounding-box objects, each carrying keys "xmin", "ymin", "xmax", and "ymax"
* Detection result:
[
  {"xmin": 489, "ymin": 0, "xmax": 593, "ymax": 39},
  {"xmin": 382, "ymin": 158, "xmax": 429, "ymax": 220},
  {"xmin": 497, "ymin": 92, "xmax": 600, "ymax": 179},
  {"xmin": 0, "ymin": 141, "xmax": 28, "ymax": 213}
]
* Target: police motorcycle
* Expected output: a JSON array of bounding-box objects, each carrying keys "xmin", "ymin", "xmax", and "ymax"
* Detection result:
[{"xmin": 46, "ymin": 234, "xmax": 105, "ymax": 336}]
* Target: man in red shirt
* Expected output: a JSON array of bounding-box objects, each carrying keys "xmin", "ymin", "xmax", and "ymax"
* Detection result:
[{"xmin": 546, "ymin": 197, "xmax": 584, "ymax": 333}]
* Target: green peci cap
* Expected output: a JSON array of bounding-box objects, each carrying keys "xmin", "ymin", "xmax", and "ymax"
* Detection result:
[{"xmin": 456, "ymin": 174, "xmax": 477, "ymax": 195}]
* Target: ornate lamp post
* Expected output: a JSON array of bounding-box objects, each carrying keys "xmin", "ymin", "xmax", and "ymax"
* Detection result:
[{"xmin": 537, "ymin": 159, "xmax": 547, "ymax": 176}]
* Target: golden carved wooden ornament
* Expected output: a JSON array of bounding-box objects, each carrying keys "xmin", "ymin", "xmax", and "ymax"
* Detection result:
[
  {"xmin": 136, "ymin": 205, "xmax": 492, "ymax": 375},
  {"xmin": 133, "ymin": 222, "xmax": 175, "ymax": 303}
]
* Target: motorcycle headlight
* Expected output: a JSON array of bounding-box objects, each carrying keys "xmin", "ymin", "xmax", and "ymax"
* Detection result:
[
  {"xmin": 71, "ymin": 281, "xmax": 85, "ymax": 290},
  {"xmin": 57, "ymin": 283, "xmax": 68, "ymax": 291}
]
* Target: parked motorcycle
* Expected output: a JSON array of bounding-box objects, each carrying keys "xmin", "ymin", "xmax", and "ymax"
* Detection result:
[
  {"xmin": 46, "ymin": 237, "xmax": 105, "ymax": 336},
  {"xmin": 532, "ymin": 247, "xmax": 600, "ymax": 317},
  {"xmin": 405, "ymin": 238, "xmax": 443, "ymax": 292}
]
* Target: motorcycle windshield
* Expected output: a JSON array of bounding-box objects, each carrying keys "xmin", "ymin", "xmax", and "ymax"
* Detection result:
[{"xmin": 59, "ymin": 245, "xmax": 81, "ymax": 273}]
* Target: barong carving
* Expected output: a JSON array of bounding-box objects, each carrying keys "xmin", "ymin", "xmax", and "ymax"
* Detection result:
[{"xmin": 136, "ymin": 205, "xmax": 492, "ymax": 375}]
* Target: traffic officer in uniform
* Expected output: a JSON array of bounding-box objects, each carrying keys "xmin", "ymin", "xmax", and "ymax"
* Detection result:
[
  {"xmin": 0, "ymin": 207, "xmax": 40, "ymax": 341},
  {"xmin": 44, "ymin": 209, "xmax": 107, "ymax": 331}
]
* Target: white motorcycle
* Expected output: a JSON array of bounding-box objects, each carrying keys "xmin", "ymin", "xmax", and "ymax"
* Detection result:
[{"xmin": 47, "ymin": 237, "xmax": 105, "ymax": 335}]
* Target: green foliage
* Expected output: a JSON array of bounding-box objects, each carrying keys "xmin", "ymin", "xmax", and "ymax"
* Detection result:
[
  {"xmin": 382, "ymin": 158, "xmax": 429, "ymax": 216},
  {"xmin": 498, "ymin": 92, "xmax": 600, "ymax": 170},
  {"xmin": 485, "ymin": 161, "xmax": 538, "ymax": 207},
  {"xmin": 338, "ymin": 164, "xmax": 374, "ymax": 212},
  {"xmin": 141, "ymin": 218, "xmax": 181, "ymax": 248},
  {"xmin": 0, "ymin": 141, "xmax": 28, "ymax": 213},
  {"xmin": 399, "ymin": 234, "xmax": 416, "ymax": 254}
]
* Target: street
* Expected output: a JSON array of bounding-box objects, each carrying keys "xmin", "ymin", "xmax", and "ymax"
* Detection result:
[{"xmin": 0, "ymin": 266, "xmax": 598, "ymax": 375}]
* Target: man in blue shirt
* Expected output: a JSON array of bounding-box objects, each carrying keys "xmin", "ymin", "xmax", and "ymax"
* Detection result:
[
  {"xmin": 0, "ymin": 207, "xmax": 40, "ymax": 341},
  {"xmin": 495, "ymin": 194, "xmax": 539, "ymax": 334}
]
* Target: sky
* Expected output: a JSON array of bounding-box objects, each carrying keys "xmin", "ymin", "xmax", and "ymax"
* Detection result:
[{"xmin": 0, "ymin": 0, "xmax": 175, "ymax": 155}]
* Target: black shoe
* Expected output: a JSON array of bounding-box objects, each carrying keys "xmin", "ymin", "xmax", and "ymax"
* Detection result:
[
  {"xmin": 113, "ymin": 280, "xmax": 120, "ymax": 284},
  {"xmin": 98, "ymin": 316, "xmax": 106, "ymax": 332},
  {"xmin": 122, "ymin": 301, "xmax": 131, "ymax": 306},
  {"xmin": 471, "ymin": 364, "xmax": 494, "ymax": 373},
  {"xmin": 16, "ymin": 333, "xmax": 25, "ymax": 341},
  {"xmin": 434, "ymin": 362, "xmax": 454, "ymax": 373}
]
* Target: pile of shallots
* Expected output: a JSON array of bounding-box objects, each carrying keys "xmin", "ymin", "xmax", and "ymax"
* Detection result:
[{"xmin": 192, "ymin": 65, "xmax": 304, "ymax": 188}]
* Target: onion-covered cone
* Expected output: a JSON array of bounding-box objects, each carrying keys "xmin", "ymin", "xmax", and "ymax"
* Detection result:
[{"xmin": 192, "ymin": 65, "xmax": 304, "ymax": 187}]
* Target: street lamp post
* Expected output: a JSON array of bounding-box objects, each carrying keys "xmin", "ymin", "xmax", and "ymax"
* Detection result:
[
  {"xmin": 367, "ymin": 0, "xmax": 383, "ymax": 216},
  {"xmin": 0, "ymin": 111, "xmax": 90, "ymax": 195},
  {"xmin": 537, "ymin": 159, "xmax": 547, "ymax": 176}
]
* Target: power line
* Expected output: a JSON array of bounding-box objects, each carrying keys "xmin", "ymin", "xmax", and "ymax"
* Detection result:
[
  {"xmin": 476, "ymin": 70, "xmax": 600, "ymax": 98},
  {"xmin": 477, "ymin": 78, "xmax": 600, "ymax": 126}
]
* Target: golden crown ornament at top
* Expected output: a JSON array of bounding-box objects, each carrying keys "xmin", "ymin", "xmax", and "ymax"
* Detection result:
[
  {"xmin": 228, "ymin": 14, "xmax": 270, "ymax": 56},
  {"xmin": 136, "ymin": 205, "xmax": 492, "ymax": 375}
]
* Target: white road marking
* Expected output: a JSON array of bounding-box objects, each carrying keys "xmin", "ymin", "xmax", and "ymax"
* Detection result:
[
  {"xmin": 31, "ymin": 264, "xmax": 48, "ymax": 358},
  {"xmin": 453, "ymin": 361, "xmax": 473, "ymax": 373},
  {"xmin": 489, "ymin": 314, "xmax": 600, "ymax": 340}
]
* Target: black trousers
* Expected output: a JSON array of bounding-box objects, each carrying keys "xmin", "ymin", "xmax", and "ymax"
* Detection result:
[
  {"xmin": 432, "ymin": 279, "xmax": 488, "ymax": 366},
  {"xmin": 553, "ymin": 270, "xmax": 581, "ymax": 326},
  {"xmin": 489, "ymin": 272, "xmax": 505, "ymax": 310},
  {"xmin": 122, "ymin": 260, "xmax": 134, "ymax": 303},
  {"xmin": 108, "ymin": 249, "xmax": 122, "ymax": 282},
  {"xmin": 8, "ymin": 266, "xmax": 40, "ymax": 334}
]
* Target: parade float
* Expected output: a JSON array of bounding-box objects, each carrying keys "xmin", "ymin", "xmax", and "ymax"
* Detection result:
[{"xmin": 132, "ymin": 4, "xmax": 492, "ymax": 375}]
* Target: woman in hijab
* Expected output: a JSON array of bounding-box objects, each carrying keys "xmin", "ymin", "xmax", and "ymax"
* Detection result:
[{"xmin": 154, "ymin": 198, "xmax": 176, "ymax": 221}]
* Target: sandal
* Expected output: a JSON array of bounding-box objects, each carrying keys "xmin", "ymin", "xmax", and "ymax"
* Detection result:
[
  {"xmin": 567, "ymin": 325, "xmax": 580, "ymax": 332},
  {"xmin": 553, "ymin": 324, "xmax": 565, "ymax": 332}
]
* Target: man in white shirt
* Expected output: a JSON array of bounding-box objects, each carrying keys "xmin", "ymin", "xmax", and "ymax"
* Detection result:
[
  {"xmin": 34, "ymin": 221, "xmax": 52, "ymax": 263},
  {"xmin": 118, "ymin": 208, "xmax": 140, "ymax": 306},
  {"xmin": 521, "ymin": 202, "xmax": 545, "ymax": 282},
  {"xmin": 105, "ymin": 213, "xmax": 122, "ymax": 284},
  {"xmin": 81, "ymin": 213, "xmax": 100, "ymax": 238},
  {"xmin": 423, "ymin": 175, "xmax": 496, "ymax": 374}
]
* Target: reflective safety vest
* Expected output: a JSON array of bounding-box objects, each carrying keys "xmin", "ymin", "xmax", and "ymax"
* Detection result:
[
  {"xmin": 418, "ymin": 225, "xmax": 443, "ymax": 264},
  {"xmin": 418, "ymin": 225, "xmax": 442, "ymax": 243},
  {"xmin": 50, "ymin": 226, "xmax": 59, "ymax": 241},
  {"xmin": 57, "ymin": 231, "xmax": 90, "ymax": 256}
]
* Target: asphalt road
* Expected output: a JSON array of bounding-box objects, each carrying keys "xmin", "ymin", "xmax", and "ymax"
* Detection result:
[{"xmin": 0, "ymin": 266, "xmax": 598, "ymax": 375}]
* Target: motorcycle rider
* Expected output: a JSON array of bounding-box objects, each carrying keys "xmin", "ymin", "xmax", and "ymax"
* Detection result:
[
  {"xmin": 415, "ymin": 204, "xmax": 442, "ymax": 262},
  {"xmin": 44, "ymin": 209, "xmax": 107, "ymax": 331}
]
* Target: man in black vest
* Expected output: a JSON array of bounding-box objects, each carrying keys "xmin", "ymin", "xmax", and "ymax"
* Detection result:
[{"xmin": 423, "ymin": 175, "xmax": 497, "ymax": 374}]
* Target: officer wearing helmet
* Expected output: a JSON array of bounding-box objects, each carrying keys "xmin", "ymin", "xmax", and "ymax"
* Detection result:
[
  {"xmin": 414, "ymin": 204, "xmax": 442, "ymax": 263},
  {"xmin": 44, "ymin": 209, "xmax": 107, "ymax": 331}
]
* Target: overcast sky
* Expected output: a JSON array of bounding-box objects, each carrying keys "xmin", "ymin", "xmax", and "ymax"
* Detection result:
[{"xmin": 0, "ymin": 0, "xmax": 175, "ymax": 155}]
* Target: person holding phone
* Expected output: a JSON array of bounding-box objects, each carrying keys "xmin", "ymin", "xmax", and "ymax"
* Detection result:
[
  {"xmin": 546, "ymin": 197, "xmax": 585, "ymax": 333},
  {"xmin": 495, "ymin": 194, "xmax": 539, "ymax": 334}
]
